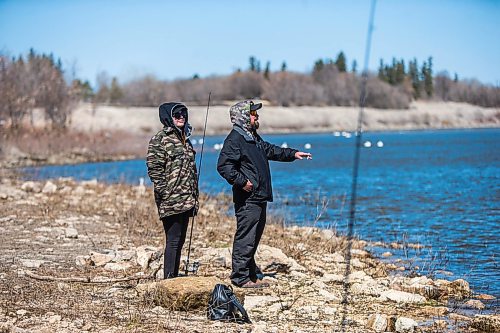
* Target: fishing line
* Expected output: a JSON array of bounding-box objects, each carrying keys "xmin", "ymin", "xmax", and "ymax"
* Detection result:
[
  {"xmin": 184, "ymin": 92, "xmax": 211, "ymax": 275},
  {"xmin": 341, "ymin": 0, "xmax": 377, "ymax": 329}
]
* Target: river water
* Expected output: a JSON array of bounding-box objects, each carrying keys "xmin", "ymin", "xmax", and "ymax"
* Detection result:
[{"xmin": 23, "ymin": 128, "xmax": 499, "ymax": 301}]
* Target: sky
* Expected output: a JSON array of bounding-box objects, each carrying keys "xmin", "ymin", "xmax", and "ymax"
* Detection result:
[{"xmin": 1, "ymin": 0, "xmax": 499, "ymax": 87}]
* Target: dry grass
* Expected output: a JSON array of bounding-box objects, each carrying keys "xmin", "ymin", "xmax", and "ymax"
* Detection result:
[{"xmin": 0, "ymin": 176, "xmax": 487, "ymax": 332}]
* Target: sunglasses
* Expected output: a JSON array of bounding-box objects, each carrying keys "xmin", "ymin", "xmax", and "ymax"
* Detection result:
[{"xmin": 172, "ymin": 109, "xmax": 187, "ymax": 119}]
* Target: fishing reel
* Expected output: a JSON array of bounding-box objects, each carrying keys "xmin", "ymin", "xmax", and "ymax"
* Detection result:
[{"xmin": 182, "ymin": 260, "xmax": 200, "ymax": 275}]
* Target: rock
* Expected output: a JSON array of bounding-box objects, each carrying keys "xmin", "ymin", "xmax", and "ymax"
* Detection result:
[
  {"xmin": 433, "ymin": 320, "xmax": 448, "ymax": 330},
  {"xmin": 197, "ymin": 247, "xmax": 231, "ymax": 268},
  {"xmin": 350, "ymin": 249, "xmax": 370, "ymax": 258},
  {"xmin": 382, "ymin": 252, "xmax": 393, "ymax": 257},
  {"xmin": 476, "ymin": 293, "xmax": 496, "ymax": 300},
  {"xmin": 420, "ymin": 306, "xmax": 449, "ymax": 316},
  {"xmin": 21, "ymin": 181, "xmax": 41, "ymax": 193},
  {"xmin": 48, "ymin": 314, "xmax": 62, "ymax": 324},
  {"xmin": 324, "ymin": 252, "xmax": 345, "ymax": 263},
  {"xmin": 395, "ymin": 317, "xmax": 418, "ymax": 333},
  {"xmin": 379, "ymin": 289, "xmax": 426, "ymax": 304},
  {"xmin": 244, "ymin": 295, "xmax": 279, "ymax": 311},
  {"xmin": 75, "ymin": 255, "xmax": 91, "ymax": 266},
  {"xmin": 81, "ymin": 179, "xmax": 98, "ymax": 186},
  {"xmin": 42, "ymin": 181, "xmax": 57, "ymax": 193},
  {"xmin": 256, "ymin": 245, "xmax": 306, "ymax": 272},
  {"xmin": 447, "ymin": 279, "xmax": 471, "ymax": 299},
  {"xmin": 318, "ymin": 288, "xmax": 340, "ymax": 301},
  {"xmin": 65, "ymin": 227, "xmax": 78, "ymax": 239},
  {"xmin": 471, "ymin": 314, "xmax": 500, "ymax": 333},
  {"xmin": 90, "ymin": 251, "xmax": 115, "ymax": 266},
  {"xmin": 351, "ymin": 281, "xmax": 386, "ymax": 297},
  {"xmin": 367, "ymin": 314, "xmax": 387, "ymax": 332},
  {"xmin": 321, "ymin": 273, "xmax": 344, "ymax": 283},
  {"xmin": 136, "ymin": 276, "xmax": 235, "ymax": 311},
  {"xmin": 113, "ymin": 250, "xmax": 136, "ymax": 262},
  {"xmin": 16, "ymin": 309, "xmax": 27, "ymax": 316},
  {"xmin": 136, "ymin": 245, "xmax": 160, "ymax": 270},
  {"xmin": 104, "ymin": 262, "xmax": 133, "ymax": 272},
  {"xmin": 19, "ymin": 259, "xmax": 46, "ymax": 268},
  {"xmin": 465, "ymin": 299, "xmax": 485, "ymax": 310}
]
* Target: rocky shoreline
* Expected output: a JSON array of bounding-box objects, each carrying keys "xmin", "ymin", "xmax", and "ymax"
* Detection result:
[{"xmin": 0, "ymin": 175, "xmax": 498, "ymax": 332}]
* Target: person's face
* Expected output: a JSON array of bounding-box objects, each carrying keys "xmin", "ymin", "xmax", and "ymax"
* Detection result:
[
  {"xmin": 172, "ymin": 109, "xmax": 187, "ymax": 128},
  {"xmin": 250, "ymin": 110, "xmax": 259, "ymax": 129}
]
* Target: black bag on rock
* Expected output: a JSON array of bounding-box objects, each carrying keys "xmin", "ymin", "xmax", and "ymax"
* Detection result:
[{"xmin": 207, "ymin": 284, "xmax": 251, "ymax": 324}]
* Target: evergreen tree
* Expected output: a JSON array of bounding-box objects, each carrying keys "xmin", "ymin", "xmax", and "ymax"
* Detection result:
[
  {"xmin": 192, "ymin": 73, "xmax": 200, "ymax": 80},
  {"xmin": 313, "ymin": 59, "xmax": 324, "ymax": 74},
  {"xmin": 335, "ymin": 51, "xmax": 347, "ymax": 72},
  {"xmin": 454, "ymin": 73, "xmax": 458, "ymax": 82},
  {"xmin": 422, "ymin": 57, "xmax": 433, "ymax": 97},
  {"xmin": 264, "ymin": 61, "xmax": 271, "ymax": 80},
  {"xmin": 408, "ymin": 58, "xmax": 421, "ymax": 99},
  {"xmin": 281, "ymin": 61, "xmax": 287, "ymax": 72},
  {"xmin": 249, "ymin": 56, "xmax": 257, "ymax": 71},
  {"xmin": 378, "ymin": 59, "xmax": 387, "ymax": 82},
  {"xmin": 351, "ymin": 60, "xmax": 357, "ymax": 73},
  {"xmin": 109, "ymin": 77, "xmax": 123, "ymax": 103},
  {"xmin": 395, "ymin": 59, "xmax": 405, "ymax": 84},
  {"xmin": 255, "ymin": 60, "xmax": 261, "ymax": 73}
]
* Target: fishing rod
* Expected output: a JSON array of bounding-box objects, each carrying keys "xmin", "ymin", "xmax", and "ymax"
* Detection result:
[
  {"xmin": 341, "ymin": 0, "xmax": 377, "ymax": 329},
  {"xmin": 184, "ymin": 92, "xmax": 211, "ymax": 275}
]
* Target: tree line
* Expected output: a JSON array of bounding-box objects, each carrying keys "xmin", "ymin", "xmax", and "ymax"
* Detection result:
[{"xmin": 1, "ymin": 49, "xmax": 498, "ymax": 129}]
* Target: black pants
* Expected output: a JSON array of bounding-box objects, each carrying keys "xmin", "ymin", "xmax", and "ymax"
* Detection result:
[
  {"xmin": 231, "ymin": 201, "xmax": 267, "ymax": 286},
  {"xmin": 161, "ymin": 210, "xmax": 191, "ymax": 278}
]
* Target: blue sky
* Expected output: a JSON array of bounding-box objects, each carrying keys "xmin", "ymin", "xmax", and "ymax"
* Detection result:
[{"xmin": 1, "ymin": 0, "xmax": 499, "ymax": 86}]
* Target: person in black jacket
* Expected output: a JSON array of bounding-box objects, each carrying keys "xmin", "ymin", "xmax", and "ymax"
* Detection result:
[{"xmin": 217, "ymin": 100, "xmax": 312, "ymax": 288}]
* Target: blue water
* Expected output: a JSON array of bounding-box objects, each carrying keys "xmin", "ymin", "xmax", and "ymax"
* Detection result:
[{"xmin": 23, "ymin": 129, "xmax": 500, "ymax": 300}]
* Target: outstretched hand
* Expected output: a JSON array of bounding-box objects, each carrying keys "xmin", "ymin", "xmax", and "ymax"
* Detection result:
[{"xmin": 294, "ymin": 152, "xmax": 312, "ymax": 160}]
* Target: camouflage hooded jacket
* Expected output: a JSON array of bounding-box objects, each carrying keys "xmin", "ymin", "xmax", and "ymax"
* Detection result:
[{"xmin": 146, "ymin": 102, "xmax": 199, "ymax": 218}]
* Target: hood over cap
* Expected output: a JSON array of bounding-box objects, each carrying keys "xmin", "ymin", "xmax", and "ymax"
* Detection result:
[
  {"xmin": 229, "ymin": 100, "xmax": 261, "ymax": 138},
  {"xmin": 159, "ymin": 102, "xmax": 192, "ymax": 138}
]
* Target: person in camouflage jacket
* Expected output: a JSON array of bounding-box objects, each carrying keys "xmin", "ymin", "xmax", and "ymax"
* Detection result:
[{"xmin": 146, "ymin": 102, "xmax": 199, "ymax": 279}]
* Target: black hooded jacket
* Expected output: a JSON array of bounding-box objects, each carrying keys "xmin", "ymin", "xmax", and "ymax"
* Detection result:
[
  {"xmin": 217, "ymin": 125, "xmax": 298, "ymax": 203},
  {"xmin": 159, "ymin": 102, "xmax": 193, "ymax": 138}
]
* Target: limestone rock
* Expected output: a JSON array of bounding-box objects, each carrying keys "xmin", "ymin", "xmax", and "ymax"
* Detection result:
[
  {"xmin": 471, "ymin": 314, "xmax": 500, "ymax": 333},
  {"xmin": 21, "ymin": 181, "xmax": 41, "ymax": 193},
  {"xmin": 113, "ymin": 250, "xmax": 136, "ymax": 262},
  {"xmin": 367, "ymin": 314, "xmax": 387, "ymax": 332},
  {"xmin": 19, "ymin": 259, "xmax": 46, "ymax": 268},
  {"xmin": 104, "ymin": 262, "xmax": 133, "ymax": 272},
  {"xmin": 351, "ymin": 281, "xmax": 386, "ymax": 297},
  {"xmin": 256, "ymin": 245, "xmax": 306, "ymax": 272},
  {"xmin": 136, "ymin": 276, "xmax": 236, "ymax": 311},
  {"xmin": 75, "ymin": 255, "xmax": 91, "ymax": 267},
  {"xmin": 244, "ymin": 295, "xmax": 279, "ymax": 311},
  {"xmin": 65, "ymin": 227, "xmax": 78, "ymax": 239},
  {"xmin": 321, "ymin": 273, "xmax": 344, "ymax": 283},
  {"xmin": 464, "ymin": 299, "xmax": 485, "ymax": 310},
  {"xmin": 136, "ymin": 245, "xmax": 160, "ymax": 270},
  {"xmin": 379, "ymin": 289, "xmax": 426, "ymax": 304},
  {"xmin": 90, "ymin": 251, "xmax": 115, "ymax": 266},
  {"xmin": 42, "ymin": 181, "xmax": 58, "ymax": 193},
  {"xmin": 395, "ymin": 317, "xmax": 418, "ymax": 333}
]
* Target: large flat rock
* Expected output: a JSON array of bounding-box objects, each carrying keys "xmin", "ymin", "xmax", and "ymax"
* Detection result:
[{"xmin": 136, "ymin": 276, "xmax": 244, "ymax": 311}]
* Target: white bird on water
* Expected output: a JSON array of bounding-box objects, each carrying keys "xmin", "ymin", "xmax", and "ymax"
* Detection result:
[
  {"xmin": 281, "ymin": 142, "xmax": 288, "ymax": 148},
  {"xmin": 363, "ymin": 141, "xmax": 372, "ymax": 148},
  {"xmin": 377, "ymin": 140, "xmax": 384, "ymax": 147},
  {"xmin": 304, "ymin": 143, "xmax": 312, "ymax": 149}
]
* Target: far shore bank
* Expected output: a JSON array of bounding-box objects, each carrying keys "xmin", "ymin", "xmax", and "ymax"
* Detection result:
[{"xmin": 1, "ymin": 100, "xmax": 498, "ymax": 168}]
